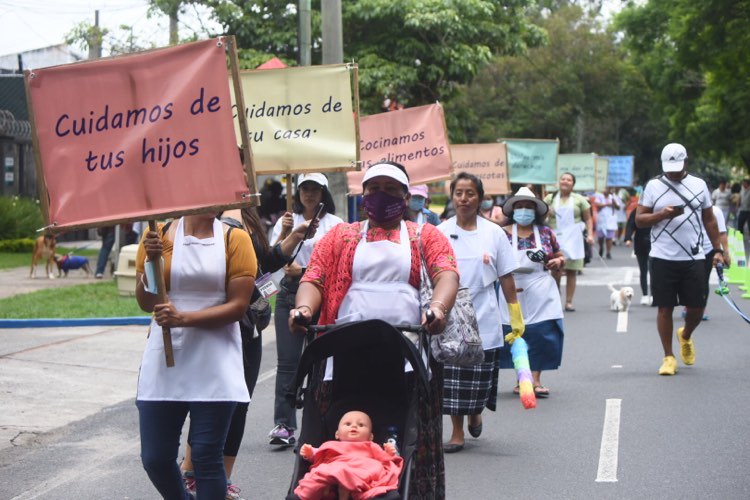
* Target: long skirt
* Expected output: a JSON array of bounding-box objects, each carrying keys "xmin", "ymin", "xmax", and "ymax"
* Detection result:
[
  {"xmin": 498, "ymin": 319, "xmax": 564, "ymax": 371},
  {"xmin": 442, "ymin": 347, "xmax": 501, "ymax": 415}
]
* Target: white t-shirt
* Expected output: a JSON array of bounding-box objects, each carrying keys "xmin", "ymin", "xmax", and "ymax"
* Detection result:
[
  {"xmin": 271, "ymin": 212, "xmax": 343, "ymax": 267},
  {"xmin": 640, "ymin": 174, "xmax": 712, "ymax": 261},
  {"xmin": 594, "ymin": 192, "xmax": 620, "ymax": 231},
  {"xmin": 437, "ymin": 217, "xmax": 518, "ymax": 346},
  {"xmin": 702, "ymin": 206, "xmax": 726, "ymax": 255},
  {"xmin": 711, "ymin": 188, "xmax": 731, "ymax": 211}
]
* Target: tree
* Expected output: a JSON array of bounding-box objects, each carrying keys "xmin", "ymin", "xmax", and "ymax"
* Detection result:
[
  {"xmin": 200, "ymin": 1, "xmax": 544, "ymax": 111},
  {"xmin": 615, "ymin": 0, "xmax": 750, "ymax": 170},
  {"xmin": 450, "ymin": 4, "xmax": 666, "ymax": 180}
]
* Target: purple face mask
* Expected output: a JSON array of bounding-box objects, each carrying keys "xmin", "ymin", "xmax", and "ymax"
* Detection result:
[{"xmin": 363, "ymin": 190, "xmax": 406, "ymax": 224}]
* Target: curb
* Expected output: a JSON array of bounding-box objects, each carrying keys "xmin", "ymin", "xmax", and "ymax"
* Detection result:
[{"xmin": 0, "ymin": 317, "xmax": 151, "ymax": 329}]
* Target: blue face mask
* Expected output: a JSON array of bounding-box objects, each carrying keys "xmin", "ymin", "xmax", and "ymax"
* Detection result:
[
  {"xmin": 513, "ymin": 208, "xmax": 536, "ymax": 226},
  {"xmin": 409, "ymin": 196, "xmax": 426, "ymax": 211},
  {"xmin": 480, "ymin": 200, "xmax": 494, "ymax": 211}
]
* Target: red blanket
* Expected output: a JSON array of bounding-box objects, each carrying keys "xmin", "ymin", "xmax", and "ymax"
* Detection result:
[{"xmin": 294, "ymin": 441, "xmax": 404, "ymax": 500}]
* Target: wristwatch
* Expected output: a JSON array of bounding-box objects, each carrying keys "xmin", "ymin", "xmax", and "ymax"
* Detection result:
[{"xmin": 713, "ymin": 249, "xmax": 724, "ymax": 254}]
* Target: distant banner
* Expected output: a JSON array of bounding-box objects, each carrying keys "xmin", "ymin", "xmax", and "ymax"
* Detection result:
[
  {"xmin": 349, "ymin": 103, "xmax": 451, "ymax": 194},
  {"xmin": 558, "ymin": 153, "xmax": 597, "ymax": 192},
  {"xmin": 603, "ymin": 155, "xmax": 634, "ymax": 187},
  {"xmin": 26, "ymin": 38, "xmax": 250, "ymax": 231},
  {"xmin": 503, "ymin": 139, "xmax": 559, "ymax": 185},
  {"xmin": 451, "ymin": 143, "xmax": 510, "ymax": 195},
  {"xmin": 595, "ymin": 157, "xmax": 610, "ymax": 192},
  {"xmin": 232, "ymin": 64, "xmax": 358, "ymax": 174}
]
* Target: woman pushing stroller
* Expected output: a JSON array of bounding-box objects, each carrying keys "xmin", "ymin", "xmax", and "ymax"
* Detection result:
[{"xmin": 289, "ymin": 161, "xmax": 459, "ymax": 498}]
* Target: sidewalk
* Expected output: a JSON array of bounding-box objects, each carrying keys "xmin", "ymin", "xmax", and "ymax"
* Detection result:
[{"xmin": 0, "ymin": 324, "xmax": 144, "ymax": 452}]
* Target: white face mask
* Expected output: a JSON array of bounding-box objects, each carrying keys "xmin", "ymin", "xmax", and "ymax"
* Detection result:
[{"xmin": 513, "ymin": 208, "xmax": 536, "ymax": 226}]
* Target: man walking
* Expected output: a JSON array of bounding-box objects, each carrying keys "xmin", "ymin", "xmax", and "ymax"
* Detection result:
[{"xmin": 636, "ymin": 143, "xmax": 724, "ymax": 375}]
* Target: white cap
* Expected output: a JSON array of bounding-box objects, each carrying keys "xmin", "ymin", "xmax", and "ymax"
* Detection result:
[
  {"xmin": 297, "ymin": 173, "xmax": 328, "ymax": 188},
  {"xmin": 661, "ymin": 143, "xmax": 688, "ymax": 172},
  {"xmin": 362, "ymin": 163, "xmax": 409, "ymax": 188}
]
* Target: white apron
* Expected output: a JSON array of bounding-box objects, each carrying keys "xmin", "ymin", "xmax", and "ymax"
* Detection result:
[
  {"xmin": 511, "ymin": 224, "xmax": 564, "ymax": 324},
  {"xmin": 553, "ymin": 194, "xmax": 585, "ymax": 260},
  {"xmin": 326, "ymin": 221, "xmax": 422, "ymax": 379},
  {"xmin": 137, "ymin": 218, "xmax": 250, "ymax": 402},
  {"xmin": 448, "ymin": 220, "xmax": 504, "ymax": 350}
]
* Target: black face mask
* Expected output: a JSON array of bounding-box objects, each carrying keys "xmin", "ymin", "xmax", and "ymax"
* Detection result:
[{"xmin": 362, "ymin": 190, "xmax": 406, "ymax": 224}]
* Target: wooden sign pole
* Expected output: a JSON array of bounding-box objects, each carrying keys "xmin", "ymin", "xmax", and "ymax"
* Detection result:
[{"xmin": 148, "ymin": 220, "xmax": 175, "ymax": 367}]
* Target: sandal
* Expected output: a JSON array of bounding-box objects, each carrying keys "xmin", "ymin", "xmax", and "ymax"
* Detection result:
[
  {"xmin": 512, "ymin": 385, "xmax": 520, "ymax": 395},
  {"xmin": 534, "ymin": 386, "xmax": 550, "ymax": 398},
  {"xmin": 564, "ymin": 304, "xmax": 576, "ymax": 312}
]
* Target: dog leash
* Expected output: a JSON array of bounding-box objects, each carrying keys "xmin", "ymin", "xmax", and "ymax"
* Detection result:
[{"xmin": 714, "ymin": 264, "xmax": 750, "ymax": 325}]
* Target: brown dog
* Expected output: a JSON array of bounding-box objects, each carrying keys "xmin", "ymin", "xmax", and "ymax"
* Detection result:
[{"xmin": 30, "ymin": 234, "xmax": 56, "ymax": 279}]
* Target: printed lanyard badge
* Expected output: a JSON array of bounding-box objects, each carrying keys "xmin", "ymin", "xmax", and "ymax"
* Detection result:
[{"xmin": 256, "ymin": 272, "xmax": 280, "ymax": 298}]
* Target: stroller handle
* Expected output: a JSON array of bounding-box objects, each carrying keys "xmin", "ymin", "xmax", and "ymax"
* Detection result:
[
  {"xmin": 294, "ymin": 309, "xmax": 437, "ymax": 335},
  {"xmin": 306, "ymin": 322, "xmax": 427, "ymax": 335}
]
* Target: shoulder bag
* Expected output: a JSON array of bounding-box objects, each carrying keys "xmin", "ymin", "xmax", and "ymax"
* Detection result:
[{"xmin": 417, "ymin": 225, "xmax": 484, "ymax": 366}]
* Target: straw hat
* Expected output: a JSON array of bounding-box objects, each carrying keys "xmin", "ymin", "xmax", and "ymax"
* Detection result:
[{"xmin": 501, "ymin": 186, "xmax": 549, "ymax": 217}]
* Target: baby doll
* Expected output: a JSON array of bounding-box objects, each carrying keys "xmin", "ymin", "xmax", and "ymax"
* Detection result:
[{"xmin": 293, "ymin": 410, "xmax": 403, "ymax": 500}]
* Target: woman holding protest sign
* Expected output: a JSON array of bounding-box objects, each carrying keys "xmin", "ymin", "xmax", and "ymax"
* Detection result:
[
  {"xmin": 543, "ymin": 172, "xmax": 594, "ymax": 312},
  {"xmin": 178, "ymin": 205, "xmax": 316, "ymax": 499},
  {"xmin": 134, "ymin": 212, "xmax": 256, "ymax": 499},
  {"xmin": 268, "ymin": 173, "xmax": 344, "ymax": 447}
]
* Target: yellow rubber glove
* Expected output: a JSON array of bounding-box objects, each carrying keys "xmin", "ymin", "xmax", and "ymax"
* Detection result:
[{"xmin": 504, "ymin": 302, "xmax": 525, "ymax": 345}]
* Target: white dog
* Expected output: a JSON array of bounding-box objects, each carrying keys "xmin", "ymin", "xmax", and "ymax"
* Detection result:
[{"xmin": 608, "ymin": 284, "xmax": 634, "ymax": 312}]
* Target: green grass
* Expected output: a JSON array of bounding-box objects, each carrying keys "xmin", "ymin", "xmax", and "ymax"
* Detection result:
[
  {"xmin": 0, "ymin": 247, "xmax": 99, "ymax": 270},
  {"xmin": 0, "ymin": 281, "xmax": 146, "ymax": 319}
]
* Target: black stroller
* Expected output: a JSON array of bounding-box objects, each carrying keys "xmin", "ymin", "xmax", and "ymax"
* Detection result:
[{"xmin": 285, "ymin": 319, "xmax": 432, "ymax": 499}]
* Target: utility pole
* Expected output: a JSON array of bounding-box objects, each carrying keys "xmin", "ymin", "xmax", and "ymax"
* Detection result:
[
  {"xmin": 321, "ymin": 0, "xmax": 349, "ymax": 221},
  {"xmin": 298, "ymin": 0, "xmax": 311, "ymax": 66},
  {"xmin": 89, "ymin": 10, "xmax": 103, "ymax": 59}
]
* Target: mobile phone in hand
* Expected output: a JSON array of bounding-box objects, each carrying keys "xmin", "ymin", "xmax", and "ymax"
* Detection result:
[{"xmin": 313, "ymin": 202, "xmax": 325, "ymax": 221}]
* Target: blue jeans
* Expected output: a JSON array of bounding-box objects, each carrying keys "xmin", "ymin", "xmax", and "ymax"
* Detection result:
[
  {"xmin": 137, "ymin": 400, "xmax": 236, "ymax": 500},
  {"xmin": 273, "ymin": 287, "xmax": 304, "ymax": 429},
  {"xmin": 95, "ymin": 228, "xmax": 115, "ymax": 275}
]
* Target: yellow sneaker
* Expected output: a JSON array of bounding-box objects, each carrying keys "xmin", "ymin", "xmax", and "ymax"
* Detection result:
[
  {"xmin": 658, "ymin": 355, "xmax": 678, "ymax": 375},
  {"xmin": 676, "ymin": 327, "xmax": 695, "ymax": 365}
]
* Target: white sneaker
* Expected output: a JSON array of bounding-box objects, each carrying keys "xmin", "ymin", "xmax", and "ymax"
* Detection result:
[{"xmin": 640, "ymin": 296, "xmax": 650, "ymax": 305}]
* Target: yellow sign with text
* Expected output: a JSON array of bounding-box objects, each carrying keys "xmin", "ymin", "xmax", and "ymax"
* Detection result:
[{"xmin": 231, "ymin": 64, "xmax": 359, "ymax": 174}]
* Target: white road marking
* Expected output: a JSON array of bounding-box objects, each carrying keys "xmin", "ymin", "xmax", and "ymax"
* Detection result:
[
  {"xmin": 611, "ymin": 365, "xmax": 623, "ymax": 368},
  {"xmin": 623, "ymin": 269, "xmax": 633, "ymax": 285},
  {"xmin": 616, "ymin": 311, "xmax": 628, "ymax": 332},
  {"xmin": 596, "ymin": 398, "xmax": 622, "ymax": 483},
  {"xmin": 258, "ymin": 368, "xmax": 277, "ymax": 383}
]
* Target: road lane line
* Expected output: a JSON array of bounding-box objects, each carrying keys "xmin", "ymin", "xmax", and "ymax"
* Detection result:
[
  {"xmin": 616, "ymin": 311, "xmax": 628, "ymax": 332},
  {"xmin": 624, "ymin": 268, "xmax": 633, "ymax": 284},
  {"xmin": 258, "ymin": 368, "xmax": 277, "ymax": 383},
  {"xmin": 596, "ymin": 398, "xmax": 622, "ymax": 483}
]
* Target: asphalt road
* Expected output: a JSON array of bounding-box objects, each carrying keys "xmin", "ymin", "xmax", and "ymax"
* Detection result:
[{"xmin": 1, "ymin": 243, "xmax": 749, "ymax": 499}]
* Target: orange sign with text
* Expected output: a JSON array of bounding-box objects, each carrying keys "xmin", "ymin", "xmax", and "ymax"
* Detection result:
[
  {"xmin": 451, "ymin": 143, "xmax": 511, "ymax": 195},
  {"xmin": 348, "ymin": 103, "xmax": 451, "ymax": 194},
  {"xmin": 25, "ymin": 38, "xmax": 250, "ymax": 231}
]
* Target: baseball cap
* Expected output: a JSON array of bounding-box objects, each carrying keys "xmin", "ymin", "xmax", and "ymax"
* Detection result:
[
  {"xmin": 297, "ymin": 173, "xmax": 328, "ymax": 188},
  {"xmin": 661, "ymin": 143, "xmax": 688, "ymax": 172},
  {"xmin": 409, "ymin": 184, "xmax": 429, "ymax": 199}
]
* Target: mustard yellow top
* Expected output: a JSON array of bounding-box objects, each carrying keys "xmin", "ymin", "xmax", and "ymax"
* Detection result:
[{"xmin": 135, "ymin": 220, "xmax": 257, "ymax": 291}]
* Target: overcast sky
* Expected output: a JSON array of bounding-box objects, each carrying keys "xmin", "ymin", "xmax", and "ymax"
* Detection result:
[
  {"xmin": 0, "ymin": 0, "xmax": 218, "ymax": 57},
  {"xmin": 1, "ymin": 0, "xmax": 628, "ymax": 58}
]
